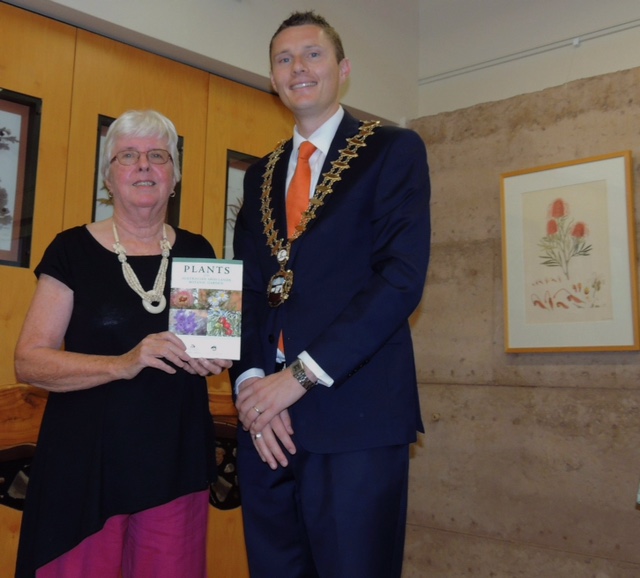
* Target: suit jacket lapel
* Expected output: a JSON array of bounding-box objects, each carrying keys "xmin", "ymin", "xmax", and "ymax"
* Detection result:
[
  {"xmin": 272, "ymin": 139, "xmax": 293, "ymax": 237},
  {"xmin": 320, "ymin": 110, "xmax": 361, "ymax": 175}
]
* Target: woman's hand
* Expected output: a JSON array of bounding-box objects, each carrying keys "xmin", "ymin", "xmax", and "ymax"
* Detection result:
[
  {"xmin": 120, "ymin": 332, "xmax": 232, "ymax": 378},
  {"xmin": 119, "ymin": 331, "xmax": 196, "ymax": 377},
  {"xmin": 186, "ymin": 356, "xmax": 233, "ymax": 377}
]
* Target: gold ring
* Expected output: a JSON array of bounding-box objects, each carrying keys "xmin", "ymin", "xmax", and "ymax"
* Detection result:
[{"xmin": 254, "ymin": 406, "xmax": 262, "ymax": 415}]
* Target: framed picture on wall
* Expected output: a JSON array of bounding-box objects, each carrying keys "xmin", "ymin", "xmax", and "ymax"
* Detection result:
[
  {"xmin": 0, "ymin": 89, "xmax": 41, "ymax": 268},
  {"xmin": 501, "ymin": 151, "xmax": 639, "ymax": 352},
  {"xmin": 92, "ymin": 115, "xmax": 182, "ymax": 227},
  {"xmin": 223, "ymin": 150, "xmax": 258, "ymax": 259}
]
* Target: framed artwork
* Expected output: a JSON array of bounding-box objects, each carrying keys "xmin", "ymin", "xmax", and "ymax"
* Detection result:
[
  {"xmin": 92, "ymin": 115, "xmax": 182, "ymax": 227},
  {"xmin": 501, "ymin": 151, "xmax": 638, "ymax": 352},
  {"xmin": 0, "ymin": 89, "xmax": 41, "ymax": 268},
  {"xmin": 223, "ymin": 150, "xmax": 257, "ymax": 259}
]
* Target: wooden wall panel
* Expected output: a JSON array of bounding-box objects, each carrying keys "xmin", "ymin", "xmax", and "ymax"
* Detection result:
[
  {"xmin": 203, "ymin": 74, "xmax": 292, "ymax": 252},
  {"xmin": 0, "ymin": 4, "xmax": 76, "ymax": 387},
  {"xmin": 64, "ymin": 30, "xmax": 210, "ymax": 234}
]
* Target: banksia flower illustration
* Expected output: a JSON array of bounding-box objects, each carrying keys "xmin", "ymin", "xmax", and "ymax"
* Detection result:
[
  {"xmin": 571, "ymin": 222, "xmax": 587, "ymax": 239},
  {"xmin": 550, "ymin": 198, "xmax": 568, "ymax": 219},
  {"xmin": 538, "ymin": 198, "xmax": 592, "ymax": 280}
]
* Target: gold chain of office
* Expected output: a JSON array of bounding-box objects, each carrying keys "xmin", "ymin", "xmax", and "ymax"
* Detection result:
[{"xmin": 261, "ymin": 120, "xmax": 380, "ymax": 306}]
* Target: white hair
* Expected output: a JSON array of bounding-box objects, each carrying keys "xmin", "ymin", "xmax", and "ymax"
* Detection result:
[{"xmin": 101, "ymin": 109, "xmax": 181, "ymax": 184}]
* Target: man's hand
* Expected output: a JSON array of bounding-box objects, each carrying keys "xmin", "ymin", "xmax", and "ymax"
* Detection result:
[
  {"xmin": 247, "ymin": 409, "xmax": 295, "ymax": 469},
  {"xmin": 236, "ymin": 367, "xmax": 313, "ymax": 467}
]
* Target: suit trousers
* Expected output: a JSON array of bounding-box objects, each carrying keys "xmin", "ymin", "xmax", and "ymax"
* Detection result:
[{"xmin": 237, "ymin": 430, "xmax": 410, "ymax": 578}]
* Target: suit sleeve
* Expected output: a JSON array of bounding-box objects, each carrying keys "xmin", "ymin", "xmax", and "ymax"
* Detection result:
[
  {"xmin": 306, "ymin": 128, "xmax": 431, "ymax": 385},
  {"xmin": 229, "ymin": 161, "xmax": 273, "ymax": 383}
]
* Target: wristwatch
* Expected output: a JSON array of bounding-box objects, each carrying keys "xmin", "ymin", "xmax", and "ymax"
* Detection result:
[{"xmin": 290, "ymin": 359, "xmax": 317, "ymax": 391}]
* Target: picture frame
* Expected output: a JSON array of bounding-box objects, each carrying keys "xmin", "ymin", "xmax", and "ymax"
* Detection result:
[
  {"xmin": 92, "ymin": 115, "xmax": 182, "ymax": 227},
  {"xmin": 0, "ymin": 89, "xmax": 42, "ymax": 268},
  {"xmin": 501, "ymin": 151, "xmax": 638, "ymax": 352},
  {"xmin": 223, "ymin": 150, "xmax": 257, "ymax": 259}
]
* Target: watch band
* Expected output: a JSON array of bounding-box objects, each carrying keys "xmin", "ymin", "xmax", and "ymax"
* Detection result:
[{"xmin": 290, "ymin": 359, "xmax": 316, "ymax": 391}]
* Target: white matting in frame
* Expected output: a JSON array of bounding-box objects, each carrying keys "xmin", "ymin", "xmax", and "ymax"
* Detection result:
[{"xmin": 501, "ymin": 151, "xmax": 638, "ymax": 352}]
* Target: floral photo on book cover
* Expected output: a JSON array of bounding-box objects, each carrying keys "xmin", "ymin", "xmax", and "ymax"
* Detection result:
[{"xmin": 169, "ymin": 258, "xmax": 242, "ymax": 359}]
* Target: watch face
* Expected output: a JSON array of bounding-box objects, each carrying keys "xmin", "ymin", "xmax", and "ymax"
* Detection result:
[{"xmin": 292, "ymin": 360, "xmax": 315, "ymax": 390}]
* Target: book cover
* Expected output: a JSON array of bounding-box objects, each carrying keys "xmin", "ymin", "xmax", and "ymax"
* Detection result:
[{"xmin": 169, "ymin": 258, "xmax": 243, "ymax": 360}]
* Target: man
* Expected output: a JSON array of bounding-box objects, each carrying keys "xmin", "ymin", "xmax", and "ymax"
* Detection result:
[{"xmin": 231, "ymin": 10, "xmax": 430, "ymax": 578}]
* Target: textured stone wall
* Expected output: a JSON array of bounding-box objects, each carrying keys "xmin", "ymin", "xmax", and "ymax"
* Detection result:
[{"xmin": 405, "ymin": 67, "xmax": 640, "ymax": 577}]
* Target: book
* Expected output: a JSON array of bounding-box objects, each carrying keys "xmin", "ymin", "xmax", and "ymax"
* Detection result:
[{"xmin": 169, "ymin": 258, "xmax": 243, "ymax": 360}]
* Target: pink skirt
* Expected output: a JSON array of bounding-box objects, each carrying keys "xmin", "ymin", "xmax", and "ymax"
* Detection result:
[{"xmin": 36, "ymin": 490, "xmax": 209, "ymax": 578}]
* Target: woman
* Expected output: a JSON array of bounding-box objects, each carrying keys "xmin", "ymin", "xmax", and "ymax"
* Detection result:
[{"xmin": 14, "ymin": 110, "xmax": 231, "ymax": 578}]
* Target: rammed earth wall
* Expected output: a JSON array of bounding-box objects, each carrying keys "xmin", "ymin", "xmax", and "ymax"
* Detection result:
[{"xmin": 404, "ymin": 66, "xmax": 640, "ymax": 577}]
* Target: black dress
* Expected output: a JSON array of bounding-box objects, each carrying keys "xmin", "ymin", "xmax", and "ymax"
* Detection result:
[{"xmin": 15, "ymin": 226, "xmax": 217, "ymax": 578}]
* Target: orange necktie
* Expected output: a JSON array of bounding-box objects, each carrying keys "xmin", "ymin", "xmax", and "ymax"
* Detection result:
[
  {"xmin": 279, "ymin": 141, "xmax": 316, "ymax": 355},
  {"xmin": 286, "ymin": 141, "xmax": 317, "ymax": 237}
]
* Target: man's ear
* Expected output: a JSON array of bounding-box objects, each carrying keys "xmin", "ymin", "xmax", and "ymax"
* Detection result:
[{"xmin": 339, "ymin": 58, "xmax": 351, "ymax": 84}]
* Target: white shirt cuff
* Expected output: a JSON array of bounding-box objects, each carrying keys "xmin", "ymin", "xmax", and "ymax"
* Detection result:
[
  {"xmin": 234, "ymin": 368, "xmax": 265, "ymax": 395},
  {"xmin": 299, "ymin": 351, "xmax": 333, "ymax": 387}
]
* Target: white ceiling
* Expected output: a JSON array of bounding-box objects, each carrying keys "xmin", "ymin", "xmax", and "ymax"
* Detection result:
[{"xmin": 419, "ymin": 0, "xmax": 640, "ymax": 82}]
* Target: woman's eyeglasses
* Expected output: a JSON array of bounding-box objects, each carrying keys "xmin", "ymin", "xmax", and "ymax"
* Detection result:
[{"xmin": 110, "ymin": 149, "xmax": 173, "ymax": 166}]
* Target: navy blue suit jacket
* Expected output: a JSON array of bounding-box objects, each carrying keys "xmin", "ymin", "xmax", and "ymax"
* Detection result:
[{"xmin": 231, "ymin": 110, "xmax": 430, "ymax": 453}]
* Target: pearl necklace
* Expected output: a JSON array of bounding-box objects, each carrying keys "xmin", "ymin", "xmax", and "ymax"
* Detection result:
[{"xmin": 112, "ymin": 221, "xmax": 172, "ymax": 314}]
